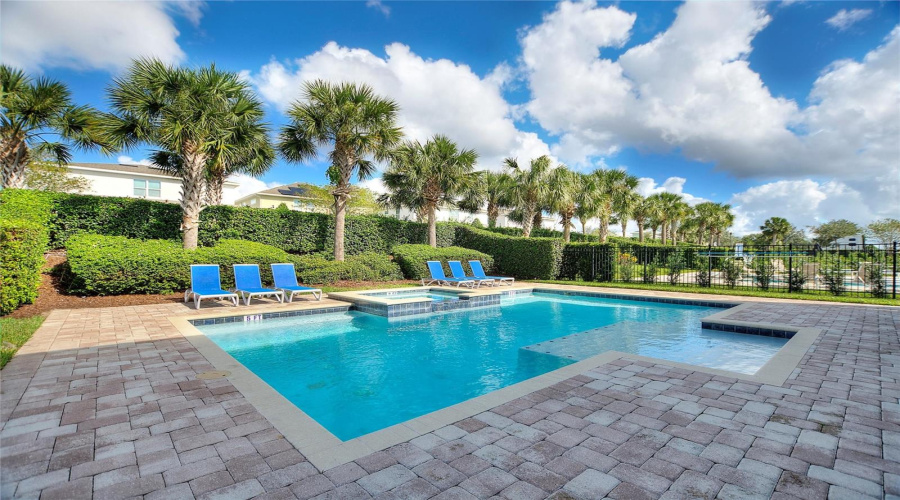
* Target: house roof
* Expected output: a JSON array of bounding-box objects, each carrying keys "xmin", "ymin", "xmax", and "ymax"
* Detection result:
[
  {"xmin": 234, "ymin": 183, "xmax": 319, "ymax": 204},
  {"xmin": 67, "ymin": 163, "xmax": 238, "ymax": 186}
]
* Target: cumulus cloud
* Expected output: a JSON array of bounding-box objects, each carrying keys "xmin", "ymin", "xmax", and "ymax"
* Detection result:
[
  {"xmin": 224, "ymin": 174, "xmax": 280, "ymax": 205},
  {"xmin": 1, "ymin": 1, "xmax": 199, "ymax": 71},
  {"xmin": 825, "ymin": 9, "xmax": 872, "ymax": 31},
  {"xmin": 117, "ymin": 156, "xmax": 153, "ymax": 166},
  {"xmin": 636, "ymin": 177, "xmax": 706, "ymax": 205},
  {"xmin": 245, "ymin": 42, "xmax": 552, "ymax": 170}
]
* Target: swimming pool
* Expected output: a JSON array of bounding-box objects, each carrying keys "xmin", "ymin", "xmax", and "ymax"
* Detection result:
[
  {"xmin": 365, "ymin": 290, "xmax": 462, "ymax": 302},
  {"xmin": 196, "ymin": 292, "xmax": 787, "ymax": 440}
]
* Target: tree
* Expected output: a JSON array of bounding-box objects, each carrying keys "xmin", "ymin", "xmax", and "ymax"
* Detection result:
[
  {"xmin": 573, "ymin": 172, "xmax": 596, "ymax": 238},
  {"xmin": 692, "ymin": 202, "xmax": 721, "ymax": 245},
  {"xmin": 380, "ymin": 135, "xmax": 478, "ymax": 247},
  {"xmin": 630, "ymin": 196, "xmax": 652, "ymax": 242},
  {"xmin": 504, "ymin": 155, "xmax": 553, "ymax": 237},
  {"xmin": 614, "ymin": 189, "xmax": 641, "ymax": 238},
  {"xmin": 459, "ymin": 170, "xmax": 511, "ymax": 229},
  {"xmin": 810, "ymin": 219, "xmax": 861, "ymax": 246},
  {"xmin": 760, "ymin": 217, "xmax": 793, "ymax": 245},
  {"xmin": 589, "ymin": 169, "xmax": 638, "ymax": 243},
  {"xmin": 23, "ymin": 153, "xmax": 91, "ymax": 193},
  {"xmin": 104, "ymin": 59, "xmax": 271, "ymax": 249},
  {"xmin": 1, "ymin": 65, "xmax": 106, "ymax": 188},
  {"xmin": 546, "ymin": 165, "xmax": 578, "ymax": 242},
  {"xmin": 278, "ymin": 80, "xmax": 401, "ymax": 261},
  {"xmin": 647, "ymin": 192, "xmax": 684, "ymax": 245},
  {"xmin": 867, "ymin": 218, "xmax": 900, "ymax": 244}
]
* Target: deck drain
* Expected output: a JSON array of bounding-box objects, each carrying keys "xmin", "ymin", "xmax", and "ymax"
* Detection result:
[{"xmin": 197, "ymin": 370, "xmax": 230, "ymax": 380}]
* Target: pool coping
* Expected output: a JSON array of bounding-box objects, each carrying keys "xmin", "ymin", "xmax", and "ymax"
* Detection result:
[{"xmin": 168, "ymin": 287, "xmax": 821, "ymax": 471}]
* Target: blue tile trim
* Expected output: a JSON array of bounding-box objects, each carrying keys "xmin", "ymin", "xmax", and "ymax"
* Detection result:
[
  {"xmin": 530, "ymin": 288, "xmax": 735, "ymax": 309},
  {"xmin": 701, "ymin": 322, "xmax": 795, "ymax": 339},
  {"xmin": 188, "ymin": 305, "xmax": 351, "ymax": 325}
]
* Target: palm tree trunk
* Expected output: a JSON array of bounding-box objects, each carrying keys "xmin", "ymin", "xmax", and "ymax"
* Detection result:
[
  {"xmin": 487, "ymin": 203, "xmax": 498, "ymax": 229},
  {"xmin": 660, "ymin": 224, "xmax": 667, "ymax": 245},
  {"xmin": 1, "ymin": 141, "xmax": 28, "ymax": 189},
  {"xmin": 333, "ymin": 194, "xmax": 347, "ymax": 261},
  {"xmin": 205, "ymin": 175, "xmax": 224, "ymax": 206},
  {"xmin": 427, "ymin": 203, "xmax": 437, "ymax": 247},
  {"xmin": 180, "ymin": 150, "xmax": 207, "ymax": 250},
  {"xmin": 562, "ymin": 216, "xmax": 571, "ymax": 243},
  {"xmin": 532, "ymin": 211, "xmax": 542, "ymax": 231},
  {"xmin": 621, "ymin": 218, "xmax": 627, "ymax": 238},
  {"xmin": 598, "ymin": 216, "xmax": 609, "ymax": 243},
  {"xmin": 522, "ymin": 204, "xmax": 535, "ymax": 237},
  {"xmin": 638, "ymin": 222, "xmax": 644, "ymax": 242}
]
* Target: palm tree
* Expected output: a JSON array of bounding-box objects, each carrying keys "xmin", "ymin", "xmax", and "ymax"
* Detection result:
[
  {"xmin": 103, "ymin": 59, "xmax": 270, "ymax": 249},
  {"xmin": 692, "ymin": 202, "xmax": 719, "ymax": 245},
  {"xmin": 278, "ymin": 80, "xmax": 401, "ymax": 261},
  {"xmin": 504, "ymin": 155, "xmax": 553, "ymax": 237},
  {"xmin": 760, "ymin": 216, "xmax": 793, "ymax": 245},
  {"xmin": 1, "ymin": 65, "xmax": 106, "ymax": 188},
  {"xmin": 630, "ymin": 196, "xmax": 652, "ymax": 242},
  {"xmin": 461, "ymin": 170, "xmax": 512, "ymax": 229},
  {"xmin": 380, "ymin": 135, "xmax": 478, "ymax": 247},
  {"xmin": 615, "ymin": 189, "xmax": 641, "ymax": 238},
  {"xmin": 591, "ymin": 169, "xmax": 639, "ymax": 243},
  {"xmin": 646, "ymin": 192, "xmax": 683, "ymax": 244},
  {"xmin": 573, "ymin": 172, "xmax": 596, "ymax": 239},
  {"xmin": 547, "ymin": 165, "xmax": 578, "ymax": 242}
]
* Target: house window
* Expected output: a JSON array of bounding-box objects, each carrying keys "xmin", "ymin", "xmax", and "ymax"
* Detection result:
[
  {"xmin": 133, "ymin": 179, "xmax": 161, "ymax": 198},
  {"xmin": 293, "ymin": 200, "xmax": 301, "ymax": 210}
]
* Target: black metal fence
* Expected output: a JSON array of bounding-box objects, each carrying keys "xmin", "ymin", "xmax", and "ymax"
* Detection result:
[{"xmin": 559, "ymin": 242, "xmax": 898, "ymax": 299}]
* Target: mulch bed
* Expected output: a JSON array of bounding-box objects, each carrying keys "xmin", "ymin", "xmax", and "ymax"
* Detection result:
[{"xmin": 7, "ymin": 253, "xmax": 417, "ymax": 319}]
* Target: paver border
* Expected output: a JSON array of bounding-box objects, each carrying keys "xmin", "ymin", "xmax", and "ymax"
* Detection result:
[{"xmin": 170, "ymin": 288, "xmax": 822, "ymax": 471}]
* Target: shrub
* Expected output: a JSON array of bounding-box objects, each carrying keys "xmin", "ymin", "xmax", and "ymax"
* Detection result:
[
  {"xmin": 667, "ymin": 251, "xmax": 685, "ymax": 285},
  {"xmin": 290, "ymin": 252, "xmax": 403, "ymax": 285},
  {"xmin": 618, "ymin": 253, "xmax": 638, "ymax": 283},
  {"xmin": 866, "ymin": 264, "xmax": 887, "ymax": 298},
  {"xmin": 788, "ymin": 263, "xmax": 807, "ymax": 292},
  {"xmin": 696, "ymin": 267, "xmax": 711, "ymax": 287},
  {"xmin": 642, "ymin": 259, "xmax": 659, "ymax": 284},
  {"xmin": 721, "ymin": 258, "xmax": 743, "ymax": 288},
  {"xmin": 392, "ymin": 244, "xmax": 493, "ymax": 281},
  {"xmin": 822, "ymin": 263, "xmax": 846, "ymax": 296},
  {"xmin": 66, "ymin": 235, "xmax": 297, "ymax": 295},
  {"xmin": 0, "ymin": 220, "xmax": 49, "ymax": 314},
  {"xmin": 752, "ymin": 259, "xmax": 775, "ymax": 290},
  {"xmin": 454, "ymin": 226, "xmax": 563, "ymax": 279},
  {"xmin": 558, "ymin": 243, "xmax": 616, "ymax": 281}
]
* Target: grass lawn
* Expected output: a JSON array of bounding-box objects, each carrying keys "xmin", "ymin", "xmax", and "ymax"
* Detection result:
[
  {"xmin": 533, "ymin": 280, "xmax": 900, "ymax": 306},
  {"xmin": 0, "ymin": 315, "xmax": 45, "ymax": 369}
]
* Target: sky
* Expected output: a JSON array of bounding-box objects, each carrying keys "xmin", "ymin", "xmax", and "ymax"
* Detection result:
[{"xmin": 2, "ymin": 0, "xmax": 898, "ymax": 235}]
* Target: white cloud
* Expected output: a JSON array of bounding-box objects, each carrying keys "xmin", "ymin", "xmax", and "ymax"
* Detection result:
[
  {"xmin": 117, "ymin": 156, "xmax": 153, "ymax": 166},
  {"xmin": 366, "ymin": 0, "xmax": 391, "ymax": 17},
  {"xmin": 728, "ymin": 179, "xmax": 882, "ymax": 236},
  {"xmin": 1, "ymin": 1, "xmax": 200, "ymax": 71},
  {"xmin": 224, "ymin": 174, "xmax": 280, "ymax": 205},
  {"xmin": 636, "ymin": 177, "xmax": 706, "ymax": 205},
  {"xmin": 826, "ymin": 9, "xmax": 872, "ymax": 31},
  {"xmin": 519, "ymin": 1, "xmax": 899, "ymax": 227},
  {"xmin": 246, "ymin": 42, "xmax": 552, "ymax": 170}
]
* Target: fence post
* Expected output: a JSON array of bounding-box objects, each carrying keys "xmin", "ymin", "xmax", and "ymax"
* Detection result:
[
  {"xmin": 707, "ymin": 244, "xmax": 712, "ymax": 288},
  {"xmin": 893, "ymin": 241, "xmax": 897, "ymax": 300},
  {"xmin": 788, "ymin": 244, "xmax": 793, "ymax": 293}
]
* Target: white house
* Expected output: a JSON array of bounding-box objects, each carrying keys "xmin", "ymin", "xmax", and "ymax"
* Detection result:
[{"xmin": 58, "ymin": 162, "xmax": 239, "ymax": 203}]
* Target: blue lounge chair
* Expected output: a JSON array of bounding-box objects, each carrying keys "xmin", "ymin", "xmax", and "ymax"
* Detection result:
[
  {"xmin": 271, "ymin": 263, "xmax": 322, "ymax": 302},
  {"xmin": 469, "ymin": 260, "xmax": 514, "ymax": 286},
  {"xmin": 184, "ymin": 265, "xmax": 239, "ymax": 309},
  {"xmin": 233, "ymin": 264, "xmax": 284, "ymax": 306},
  {"xmin": 448, "ymin": 261, "xmax": 493, "ymax": 288},
  {"xmin": 424, "ymin": 261, "xmax": 475, "ymax": 288}
]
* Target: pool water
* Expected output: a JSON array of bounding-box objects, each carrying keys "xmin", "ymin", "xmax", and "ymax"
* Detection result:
[{"xmin": 198, "ymin": 293, "xmax": 786, "ymax": 440}]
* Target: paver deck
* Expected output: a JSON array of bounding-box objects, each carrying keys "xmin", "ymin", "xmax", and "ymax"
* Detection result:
[{"xmin": 1, "ymin": 286, "xmax": 898, "ymax": 499}]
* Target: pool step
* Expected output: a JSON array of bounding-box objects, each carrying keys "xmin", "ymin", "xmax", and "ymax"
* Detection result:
[{"xmin": 520, "ymin": 322, "xmax": 649, "ymax": 362}]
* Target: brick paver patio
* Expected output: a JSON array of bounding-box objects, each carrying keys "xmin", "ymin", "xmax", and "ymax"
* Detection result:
[{"xmin": 1, "ymin": 291, "xmax": 898, "ymax": 499}]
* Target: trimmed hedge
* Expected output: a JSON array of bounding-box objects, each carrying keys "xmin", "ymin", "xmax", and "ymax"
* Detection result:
[
  {"xmin": 291, "ymin": 252, "xmax": 403, "ymax": 284},
  {"xmin": 559, "ymin": 243, "xmax": 617, "ymax": 281},
  {"xmin": 0, "ymin": 220, "xmax": 49, "ymax": 314},
  {"xmin": 453, "ymin": 226, "xmax": 563, "ymax": 280},
  {"xmin": 485, "ymin": 226, "xmax": 595, "ymax": 242},
  {"xmin": 65, "ymin": 235, "xmax": 404, "ymax": 295},
  {"xmin": 392, "ymin": 245, "xmax": 494, "ymax": 281}
]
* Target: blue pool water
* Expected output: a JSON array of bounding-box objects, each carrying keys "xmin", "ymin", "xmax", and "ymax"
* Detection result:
[
  {"xmin": 372, "ymin": 290, "xmax": 461, "ymax": 301},
  {"xmin": 198, "ymin": 293, "xmax": 787, "ymax": 440}
]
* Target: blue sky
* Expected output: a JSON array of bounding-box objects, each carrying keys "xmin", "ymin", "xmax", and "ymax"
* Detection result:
[{"xmin": 3, "ymin": 0, "xmax": 898, "ymax": 234}]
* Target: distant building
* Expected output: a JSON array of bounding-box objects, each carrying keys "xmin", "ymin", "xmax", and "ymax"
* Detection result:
[
  {"xmin": 833, "ymin": 235, "xmax": 866, "ymax": 247},
  {"xmin": 233, "ymin": 183, "xmax": 323, "ymax": 212},
  {"xmin": 59, "ymin": 162, "xmax": 239, "ymax": 203}
]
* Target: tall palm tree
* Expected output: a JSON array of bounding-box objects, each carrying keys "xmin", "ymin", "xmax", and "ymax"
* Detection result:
[
  {"xmin": 380, "ymin": 135, "xmax": 478, "ymax": 247},
  {"xmin": 591, "ymin": 169, "xmax": 639, "ymax": 243},
  {"xmin": 692, "ymin": 201, "xmax": 719, "ymax": 245},
  {"xmin": 574, "ymin": 172, "xmax": 596, "ymax": 238},
  {"xmin": 646, "ymin": 192, "xmax": 683, "ymax": 244},
  {"xmin": 547, "ymin": 165, "xmax": 578, "ymax": 242},
  {"xmin": 460, "ymin": 170, "xmax": 512, "ymax": 229},
  {"xmin": 615, "ymin": 189, "xmax": 641, "ymax": 238},
  {"xmin": 1, "ymin": 65, "xmax": 106, "ymax": 188},
  {"xmin": 278, "ymin": 80, "xmax": 401, "ymax": 261},
  {"xmin": 630, "ymin": 196, "xmax": 651, "ymax": 243},
  {"xmin": 760, "ymin": 216, "xmax": 793, "ymax": 245},
  {"xmin": 712, "ymin": 206, "xmax": 735, "ymax": 245},
  {"xmin": 504, "ymin": 155, "xmax": 553, "ymax": 237},
  {"xmin": 103, "ymin": 59, "xmax": 270, "ymax": 249}
]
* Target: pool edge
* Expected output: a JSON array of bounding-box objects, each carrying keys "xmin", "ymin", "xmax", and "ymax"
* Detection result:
[{"xmin": 168, "ymin": 290, "xmax": 821, "ymax": 472}]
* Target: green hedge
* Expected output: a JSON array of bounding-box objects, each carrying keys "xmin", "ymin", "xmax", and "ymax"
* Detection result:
[
  {"xmin": 0, "ymin": 220, "xmax": 49, "ymax": 314},
  {"xmin": 559, "ymin": 243, "xmax": 617, "ymax": 281},
  {"xmin": 392, "ymin": 245, "xmax": 494, "ymax": 280},
  {"xmin": 485, "ymin": 226, "xmax": 595, "ymax": 242},
  {"xmin": 453, "ymin": 226, "xmax": 563, "ymax": 280},
  {"xmin": 291, "ymin": 252, "xmax": 403, "ymax": 284},
  {"xmin": 65, "ymin": 235, "xmax": 404, "ymax": 295}
]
